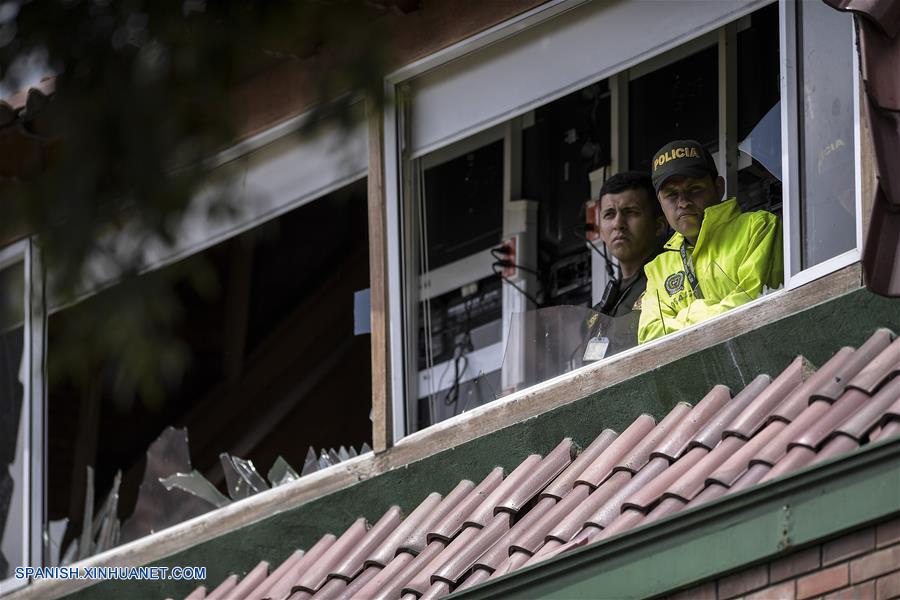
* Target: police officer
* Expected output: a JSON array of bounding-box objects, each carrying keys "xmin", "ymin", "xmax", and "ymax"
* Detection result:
[
  {"xmin": 637, "ymin": 139, "xmax": 783, "ymax": 344},
  {"xmin": 593, "ymin": 171, "xmax": 667, "ymax": 317}
]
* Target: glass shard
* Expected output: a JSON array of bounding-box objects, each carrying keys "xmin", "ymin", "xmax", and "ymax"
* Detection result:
[
  {"xmin": 119, "ymin": 427, "xmax": 215, "ymax": 544},
  {"xmin": 77, "ymin": 466, "xmax": 95, "ymax": 561},
  {"xmin": 300, "ymin": 447, "xmax": 318, "ymax": 476},
  {"xmin": 46, "ymin": 518, "xmax": 69, "ymax": 568},
  {"xmin": 266, "ymin": 457, "xmax": 299, "ymax": 487},
  {"xmin": 219, "ymin": 454, "xmax": 269, "ymax": 501},
  {"xmin": 160, "ymin": 471, "xmax": 230, "ymax": 508}
]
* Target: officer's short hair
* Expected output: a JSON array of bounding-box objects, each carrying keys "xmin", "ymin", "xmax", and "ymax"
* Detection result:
[{"xmin": 598, "ymin": 171, "xmax": 662, "ymax": 218}]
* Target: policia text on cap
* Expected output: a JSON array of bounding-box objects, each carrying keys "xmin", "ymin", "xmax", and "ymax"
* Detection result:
[{"xmin": 637, "ymin": 140, "xmax": 783, "ymax": 344}]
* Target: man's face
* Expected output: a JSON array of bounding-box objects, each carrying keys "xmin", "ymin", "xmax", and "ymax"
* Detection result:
[
  {"xmin": 657, "ymin": 175, "xmax": 725, "ymax": 243},
  {"xmin": 599, "ymin": 189, "xmax": 666, "ymax": 266}
]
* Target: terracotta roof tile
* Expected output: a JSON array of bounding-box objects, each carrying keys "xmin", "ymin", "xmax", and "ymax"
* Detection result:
[
  {"xmin": 652, "ymin": 386, "xmax": 730, "ymax": 461},
  {"xmin": 474, "ymin": 496, "xmax": 556, "ymax": 570},
  {"xmin": 294, "ymin": 518, "xmax": 367, "ymax": 593},
  {"xmin": 264, "ymin": 534, "xmax": 335, "ymax": 600},
  {"xmin": 724, "ymin": 357, "xmax": 811, "ymax": 439},
  {"xmin": 368, "ymin": 493, "xmax": 442, "ymax": 567},
  {"xmin": 228, "ymin": 561, "xmax": 269, "ymax": 599},
  {"xmin": 197, "ymin": 329, "xmax": 900, "ymax": 598},
  {"xmin": 575, "ymin": 415, "xmax": 656, "ymax": 488},
  {"xmin": 402, "ymin": 481, "xmax": 472, "ymax": 554},
  {"xmin": 622, "ymin": 446, "xmax": 709, "ymax": 513},
  {"xmin": 339, "ymin": 565, "xmax": 381, "ymax": 598},
  {"xmin": 765, "ymin": 348, "xmax": 855, "ymax": 425},
  {"xmin": 547, "ymin": 471, "xmax": 631, "ymax": 544},
  {"xmin": 494, "ymin": 439, "xmax": 573, "ymax": 516},
  {"xmin": 405, "ymin": 527, "xmax": 482, "ymax": 594},
  {"xmin": 311, "ymin": 576, "xmax": 347, "ymax": 598},
  {"xmin": 246, "ymin": 550, "xmax": 304, "ymax": 600},
  {"xmin": 584, "ymin": 457, "xmax": 669, "ymax": 529},
  {"xmin": 834, "ymin": 376, "xmax": 900, "ymax": 441},
  {"xmin": 328, "ymin": 506, "xmax": 402, "ymax": 580},
  {"xmin": 661, "ymin": 436, "xmax": 746, "ymax": 503},
  {"xmin": 464, "ymin": 457, "xmax": 541, "ymax": 528},
  {"xmin": 507, "ymin": 485, "xmax": 591, "ymax": 555},
  {"xmin": 691, "ymin": 375, "xmax": 770, "ymax": 450},
  {"xmin": 616, "ymin": 403, "xmax": 691, "ymax": 473},
  {"xmin": 353, "ymin": 551, "xmax": 415, "ymax": 600},
  {"xmin": 431, "ymin": 513, "xmax": 510, "ymax": 584},
  {"xmin": 428, "ymin": 469, "xmax": 502, "ymax": 543},
  {"xmin": 847, "ymin": 335, "xmax": 900, "ymax": 394},
  {"xmin": 376, "ymin": 541, "xmax": 443, "ymax": 599},
  {"xmin": 759, "ymin": 446, "xmax": 818, "ymax": 483},
  {"xmin": 184, "ymin": 586, "xmax": 207, "ymax": 600},
  {"xmin": 204, "ymin": 574, "xmax": 238, "ymax": 600},
  {"xmin": 814, "ymin": 329, "xmax": 894, "ymax": 401},
  {"xmin": 542, "ymin": 431, "xmax": 617, "ymax": 500},
  {"xmin": 877, "ymin": 420, "xmax": 900, "ymax": 440},
  {"xmin": 707, "ymin": 420, "xmax": 788, "ymax": 487},
  {"xmin": 752, "ymin": 401, "xmax": 833, "ymax": 466}
]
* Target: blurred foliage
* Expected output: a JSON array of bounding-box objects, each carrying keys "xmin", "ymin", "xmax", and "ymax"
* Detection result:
[{"xmin": 0, "ymin": 0, "xmax": 395, "ymax": 409}]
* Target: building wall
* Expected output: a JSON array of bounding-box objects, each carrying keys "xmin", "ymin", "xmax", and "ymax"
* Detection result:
[
  {"xmin": 667, "ymin": 515, "xmax": 900, "ymax": 600},
  {"xmin": 229, "ymin": 0, "xmax": 551, "ymax": 140},
  {"xmin": 63, "ymin": 286, "xmax": 900, "ymax": 599}
]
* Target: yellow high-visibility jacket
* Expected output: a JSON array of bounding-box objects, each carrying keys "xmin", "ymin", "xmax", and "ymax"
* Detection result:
[{"xmin": 637, "ymin": 198, "xmax": 783, "ymax": 344}]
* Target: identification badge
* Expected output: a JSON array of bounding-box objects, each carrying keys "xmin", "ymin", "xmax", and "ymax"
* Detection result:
[{"xmin": 583, "ymin": 336, "xmax": 610, "ymax": 362}]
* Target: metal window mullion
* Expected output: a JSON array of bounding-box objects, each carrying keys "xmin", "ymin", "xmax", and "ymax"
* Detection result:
[
  {"xmin": 25, "ymin": 237, "xmax": 46, "ymax": 570},
  {"xmin": 779, "ymin": 0, "xmax": 802, "ymax": 286},
  {"xmin": 399, "ymin": 85, "xmax": 425, "ymax": 436},
  {"xmin": 718, "ymin": 22, "xmax": 739, "ymax": 197},
  {"xmin": 851, "ymin": 19, "xmax": 864, "ymax": 254},
  {"xmin": 383, "ymin": 81, "xmax": 408, "ymax": 442}
]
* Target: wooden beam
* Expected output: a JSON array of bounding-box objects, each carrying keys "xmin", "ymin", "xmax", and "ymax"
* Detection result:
[{"xmin": 367, "ymin": 99, "xmax": 393, "ymax": 453}]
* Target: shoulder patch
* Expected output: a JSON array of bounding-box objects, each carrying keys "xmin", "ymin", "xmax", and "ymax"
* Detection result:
[
  {"xmin": 664, "ymin": 271, "xmax": 686, "ymax": 296},
  {"xmin": 632, "ymin": 292, "xmax": 644, "ymax": 311}
]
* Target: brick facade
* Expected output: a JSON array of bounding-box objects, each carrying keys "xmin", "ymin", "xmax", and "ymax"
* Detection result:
[{"xmin": 666, "ymin": 516, "xmax": 900, "ymax": 600}]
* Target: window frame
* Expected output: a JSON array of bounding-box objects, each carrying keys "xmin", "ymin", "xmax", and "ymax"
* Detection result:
[
  {"xmin": 0, "ymin": 238, "xmax": 44, "ymax": 591},
  {"xmin": 384, "ymin": 0, "xmax": 866, "ymax": 442},
  {"xmin": 779, "ymin": 0, "xmax": 863, "ymax": 289}
]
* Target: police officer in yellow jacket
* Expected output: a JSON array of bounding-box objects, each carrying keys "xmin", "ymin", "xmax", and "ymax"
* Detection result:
[{"xmin": 637, "ymin": 139, "xmax": 783, "ymax": 344}]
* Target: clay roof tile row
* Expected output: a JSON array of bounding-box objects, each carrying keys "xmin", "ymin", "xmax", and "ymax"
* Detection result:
[{"xmin": 184, "ymin": 328, "xmax": 900, "ymax": 600}]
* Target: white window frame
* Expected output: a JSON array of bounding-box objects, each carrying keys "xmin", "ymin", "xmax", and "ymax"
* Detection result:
[
  {"xmin": 779, "ymin": 0, "xmax": 863, "ymax": 290},
  {"xmin": 0, "ymin": 238, "xmax": 44, "ymax": 592},
  {"xmin": 384, "ymin": 0, "xmax": 865, "ymax": 442}
]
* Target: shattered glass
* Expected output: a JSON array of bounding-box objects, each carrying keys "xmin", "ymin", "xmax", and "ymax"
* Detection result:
[
  {"xmin": 77, "ymin": 466, "xmax": 95, "ymax": 560},
  {"xmin": 300, "ymin": 447, "xmax": 318, "ymax": 476},
  {"xmin": 46, "ymin": 518, "xmax": 69, "ymax": 568},
  {"xmin": 219, "ymin": 454, "xmax": 269, "ymax": 501},
  {"xmin": 160, "ymin": 471, "xmax": 230, "ymax": 508},
  {"xmin": 119, "ymin": 427, "xmax": 216, "ymax": 544},
  {"xmin": 92, "ymin": 471, "xmax": 122, "ymax": 554},
  {"xmin": 266, "ymin": 457, "xmax": 299, "ymax": 487}
]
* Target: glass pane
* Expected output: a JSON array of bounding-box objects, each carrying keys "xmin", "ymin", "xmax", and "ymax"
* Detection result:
[
  {"xmin": 629, "ymin": 45, "xmax": 719, "ymax": 173},
  {"xmin": 798, "ymin": 1, "xmax": 856, "ymax": 269},
  {"xmin": 1, "ymin": 261, "xmax": 26, "ymax": 580}
]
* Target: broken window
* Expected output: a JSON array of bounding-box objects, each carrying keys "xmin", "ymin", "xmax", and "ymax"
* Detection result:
[{"xmin": 45, "ymin": 178, "xmax": 373, "ymax": 561}]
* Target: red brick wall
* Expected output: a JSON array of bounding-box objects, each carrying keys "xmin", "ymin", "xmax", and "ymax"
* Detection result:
[{"xmin": 666, "ymin": 515, "xmax": 900, "ymax": 600}]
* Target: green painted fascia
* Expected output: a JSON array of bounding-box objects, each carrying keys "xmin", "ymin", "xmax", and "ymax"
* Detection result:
[
  {"xmin": 70, "ymin": 286, "xmax": 900, "ymax": 599},
  {"xmin": 451, "ymin": 436, "xmax": 900, "ymax": 600}
]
